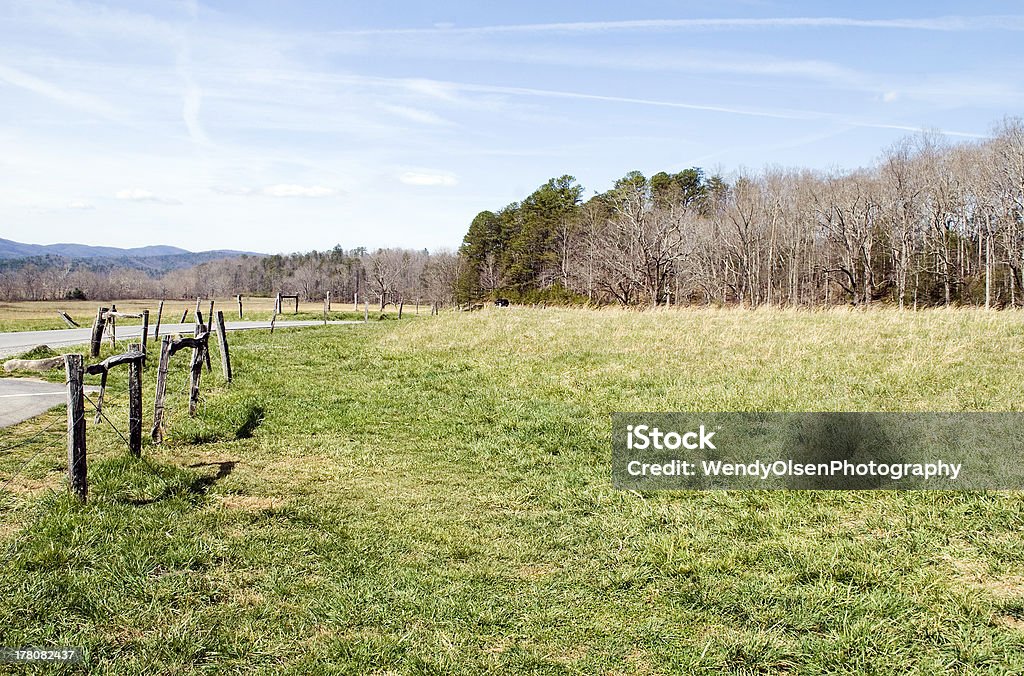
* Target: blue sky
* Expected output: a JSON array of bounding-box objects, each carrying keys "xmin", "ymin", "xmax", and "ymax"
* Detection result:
[{"xmin": 1, "ymin": 1, "xmax": 1022, "ymax": 253}]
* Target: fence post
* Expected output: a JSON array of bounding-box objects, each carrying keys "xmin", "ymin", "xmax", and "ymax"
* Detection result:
[
  {"xmin": 108, "ymin": 304, "xmax": 116, "ymax": 347},
  {"xmin": 128, "ymin": 358, "xmax": 142, "ymax": 457},
  {"xmin": 215, "ymin": 310, "xmax": 232, "ymax": 383},
  {"xmin": 188, "ymin": 335, "xmax": 205, "ymax": 415},
  {"xmin": 89, "ymin": 306, "xmax": 107, "ymax": 357},
  {"xmin": 154, "ymin": 300, "xmax": 164, "ymax": 342},
  {"xmin": 195, "ymin": 311, "xmax": 212, "ymax": 372},
  {"xmin": 276, "ymin": 292, "xmax": 282, "ymax": 314},
  {"xmin": 140, "ymin": 309, "xmax": 149, "ymax": 363},
  {"xmin": 65, "ymin": 354, "xmax": 87, "ymax": 502},
  {"xmin": 152, "ymin": 336, "xmax": 171, "ymax": 443},
  {"xmin": 326, "ymin": 291, "xmax": 331, "ymax": 312},
  {"xmin": 208, "ymin": 300, "xmax": 214, "ymax": 326},
  {"xmin": 237, "ymin": 294, "xmax": 243, "ymax": 319},
  {"xmin": 294, "ymin": 295, "xmax": 299, "ymax": 314},
  {"xmin": 180, "ymin": 308, "xmax": 189, "ymax": 323}
]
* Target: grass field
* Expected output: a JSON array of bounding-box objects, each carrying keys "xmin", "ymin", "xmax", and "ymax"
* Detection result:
[
  {"xmin": 0, "ymin": 296, "xmax": 409, "ymax": 332},
  {"xmin": 2, "ymin": 305, "xmax": 1024, "ymax": 673}
]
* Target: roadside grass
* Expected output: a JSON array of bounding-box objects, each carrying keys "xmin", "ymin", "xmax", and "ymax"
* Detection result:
[
  {"xmin": 0, "ymin": 298, "xmax": 390, "ymax": 332},
  {"xmin": 1, "ymin": 306, "xmax": 1024, "ymax": 673}
]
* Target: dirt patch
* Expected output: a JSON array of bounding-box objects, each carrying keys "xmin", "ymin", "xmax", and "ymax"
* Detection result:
[
  {"xmin": 517, "ymin": 563, "xmax": 557, "ymax": 579},
  {"xmin": 217, "ymin": 494, "xmax": 284, "ymax": 511},
  {"xmin": 994, "ymin": 614, "xmax": 1024, "ymax": 631}
]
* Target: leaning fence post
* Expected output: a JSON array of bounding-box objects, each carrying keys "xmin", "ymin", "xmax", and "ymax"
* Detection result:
[
  {"xmin": 215, "ymin": 310, "xmax": 232, "ymax": 383},
  {"xmin": 180, "ymin": 308, "xmax": 189, "ymax": 323},
  {"xmin": 154, "ymin": 300, "xmax": 164, "ymax": 342},
  {"xmin": 188, "ymin": 334, "xmax": 206, "ymax": 416},
  {"xmin": 208, "ymin": 300, "xmax": 214, "ymax": 326},
  {"xmin": 152, "ymin": 336, "xmax": 171, "ymax": 443},
  {"xmin": 89, "ymin": 306, "xmax": 107, "ymax": 357},
  {"xmin": 140, "ymin": 309, "xmax": 150, "ymax": 363},
  {"xmin": 65, "ymin": 354, "xmax": 87, "ymax": 502},
  {"xmin": 195, "ymin": 311, "xmax": 212, "ymax": 373},
  {"xmin": 128, "ymin": 357, "xmax": 142, "ymax": 457}
]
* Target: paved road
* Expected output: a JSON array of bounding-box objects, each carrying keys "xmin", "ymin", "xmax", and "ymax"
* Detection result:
[
  {"xmin": 0, "ymin": 320, "xmax": 358, "ymax": 358},
  {"xmin": 0, "ymin": 378, "xmax": 100, "ymax": 428}
]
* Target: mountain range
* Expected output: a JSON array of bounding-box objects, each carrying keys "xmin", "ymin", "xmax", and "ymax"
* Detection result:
[{"xmin": 0, "ymin": 238, "xmax": 262, "ymax": 274}]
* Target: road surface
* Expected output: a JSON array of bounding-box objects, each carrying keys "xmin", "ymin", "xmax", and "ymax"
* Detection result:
[
  {"xmin": 0, "ymin": 320, "xmax": 358, "ymax": 359},
  {"xmin": 0, "ymin": 378, "xmax": 100, "ymax": 428}
]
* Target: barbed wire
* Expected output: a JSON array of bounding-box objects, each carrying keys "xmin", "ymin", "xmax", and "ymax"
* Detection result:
[
  {"xmin": 83, "ymin": 392, "xmax": 132, "ymax": 452},
  {"xmin": 0, "ymin": 409, "xmax": 85, "ymax": 493},
  {"xmin": 0, "ymin": 415, "xmax": 64, "ymax": 455}
]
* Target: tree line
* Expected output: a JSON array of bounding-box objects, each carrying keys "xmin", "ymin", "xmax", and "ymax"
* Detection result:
[
  {"xmin": 458, "ymin": 118, "xmax": 1024, "ymax": 308},
  {"xmin": 0, "ymin": 248, "xmax": 462, "ymax": 308}
]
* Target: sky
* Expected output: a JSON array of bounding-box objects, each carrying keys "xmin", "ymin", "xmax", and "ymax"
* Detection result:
[{"xmin": 1, "ymin": 1, "xmax": 1022, "ymax": 254}]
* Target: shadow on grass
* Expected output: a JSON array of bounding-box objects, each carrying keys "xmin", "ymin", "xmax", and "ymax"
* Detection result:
[{"xmin": 125, "ymin": 460, "xmax": 236, "ymax": 506}]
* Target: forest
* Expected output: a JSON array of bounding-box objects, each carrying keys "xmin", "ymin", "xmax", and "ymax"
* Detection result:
[{"xmin": 458, "ymin": 118, "xmax": 1024, "ymax": 308}]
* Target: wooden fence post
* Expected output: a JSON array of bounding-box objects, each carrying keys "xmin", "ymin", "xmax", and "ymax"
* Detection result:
[
  {"xmin": 128, "ymin": 358, "xmax": 142, "ymax": 457},
  {"xmin": 58, "ymin": 311, "xmax": 79, "ymax": 327},
  {"xmin": 326, "ymin": 291, "xmax": 331, "ymax": 312},
  {"xmin": 108, "ymin": 304, "xmax": 116, "ymax": 347},
  {"xmin": 398, "ymin": 301, "xmax": 404, "ymax": 319},
  {"xmin": 152, "ymin": 336, "xmax": 171, "ymax": 443},
  {"xmin": 237, "ymin": 294, "xmax": 243, "ymax": 319},
  {"xmin": 195, "ymin": 297, "xmax": 201, "ymax": 318},
  {"xmin": 140, "ymin": 309, "xmax": 149, "ymax": 363},
  {"xmin": 208, "ymin": 300, "xmax": 214, "ymax": 326},
  {"xmin": 188, "ymin": 335, "xmax": 205, "ymax": 416},
  {"xmin": 65, "ymin": 354, "xmax": 87, "ymax": 502},
  {"xmin": 180, "ymin": 308, "xmax": 189, "ymax": 323},
  {"xmin": 89, "ymin": 306, "xmax": 107, "ymax": 357},
  {"xmin": 276, "ymin": 292, "xmax": 282, "ymax": 314},
  {"xmin": 195, "ymin": 311, "xmax": 212, "ymax": 372},
  {"xmin": 294, "ymin": 295, "xmax": 299, "ymax": 314},
  {"xmin": 154, "ymin": 300, "xmax": 164, "ymax": 342},
  {"xmin": 215, "ymin": 310, "xmax": 232, "ymax": 383}
]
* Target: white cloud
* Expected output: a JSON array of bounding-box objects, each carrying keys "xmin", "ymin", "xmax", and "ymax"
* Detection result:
[
  {"xmin": 260, "ymin": 184, "xmax": 337, "ymax": 197},
  {"xmin": 67, "ymin": 200, "xmax": 94, "ymax": 209},
  {"xmin": 882, "ymin": 91, "xmax": 899, "ymax": 103},
  {"xmin": 398, "ymin": 171, "xmax": 458, "ymax": 187},
  {"xmin": 115, "ymin": 189, "xmax": 182, "ymax": 204},
  {"xmin": 381, "ymin": 104, "xmax": 451, "ymax": 126}
]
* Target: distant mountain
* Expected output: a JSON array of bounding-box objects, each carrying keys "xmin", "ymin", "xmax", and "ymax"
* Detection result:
[
  {"xmin": 0, "ymin": 238, "xmax": 254, "ymax": 260},
  {"xmin": 0, "ymin": 238, "xmax": 263, "ymax": 274}
]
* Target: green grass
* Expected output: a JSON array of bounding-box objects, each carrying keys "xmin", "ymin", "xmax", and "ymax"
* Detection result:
[
  {"xmin": 0, "ymin": 298, "xmax": 396, "ymax": 332},
  {"xmin": 2, "ymin": 306, "xmax": 1024, "ymax": 673}
]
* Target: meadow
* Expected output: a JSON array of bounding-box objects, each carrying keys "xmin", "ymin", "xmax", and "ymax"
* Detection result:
[{"xmin": 1, "ymin": 305, "xmax": 1024, "ymax": 674}]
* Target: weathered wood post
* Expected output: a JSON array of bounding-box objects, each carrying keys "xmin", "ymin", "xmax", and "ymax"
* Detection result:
[
  {"xmin": 152, "ymin": 336, "xmax": 171, "ymax": 443},
  {"xmin": 108, "ymin": 304, "xmax": 116, "ymax": 347},
  {"xmin": 65, "ymin": 354, "xmax": 87, "ymax": 502},
  {"xmin": 237, "ymin": 294, "xmax": 243, "ymax": 319},
  {"xmin": 323, "ymin": 298, "xmax": 328, "ymax": 325},
  {"xmin": 294, "ymin": 295, "xmax": 299, "ymax": 314},
  {"xmin": 195, "ymin": 311, "xmax": 211, "ymax": 373},
  {"xmin": 208, "ymin": 300, "xmax": 214, "ymax": 326},
  {"xmin": 275, "ymin": 292, "xmax": 282, "ymax": 314},
  {"xmin": 195, "ymin": 297, "xmax": 201, "ymax": 317},
  {"xmin": 140, "ymin": 309, "xmax": 150, "ymax": 362},
  {"xmin": 154, "ymin": 300, "xmax": 164, "ymax": 342},
  {"xmin": 188, "ymin": 333, "xmax": 205, "ymax": 415},
  {"xmin": 58, "ymin": 311, "xmax": 79, "ymax": 327},
  {"xmin": 89, "ymin": 306, "xmax": 108, "ymax": 357},
  {"xmin": 127, "ymin": 357, "xmax": 142, "ymax": 457},
  {"xmin": 326, "ymin": 291, "xmax": 331, "ymax": 312},
  {"xmin": 398, "ymin": 301, "xmax": 404, "ymax": 319},
  {"xmin": 215, "ymin": 310, "xmax": 232, "ymax": 383}
]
